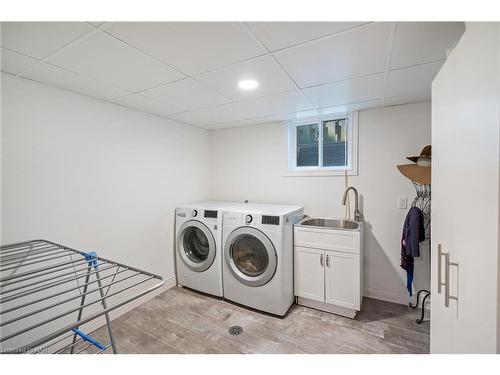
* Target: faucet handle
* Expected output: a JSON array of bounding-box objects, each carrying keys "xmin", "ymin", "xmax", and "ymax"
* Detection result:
[{"xmin": 355, "ymin": 209, "xmax": 363, "ymax": 222}]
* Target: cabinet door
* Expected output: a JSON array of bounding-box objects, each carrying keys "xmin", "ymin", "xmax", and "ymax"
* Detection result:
[
  {"xmin": 294, "ymin": 246, "xmax": 324, "ymax": 302},
  {"xmin": 431, "ymin": 23, "xmax": 500, "ymax": 354},
  {"xmin": 430, "ymin": 47, "xmax": 456, "ymax": 354},
  {"xmin": 325, "ymin": 251, "xmax": 360, "ymax": 310},
  {"xmin": 448, "ymin": 23, "xmax": 499, "ymax": 354}
]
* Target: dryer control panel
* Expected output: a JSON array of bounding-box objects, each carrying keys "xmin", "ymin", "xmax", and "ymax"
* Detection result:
[{"xmin": 224, "ymin": 211, "xmax": 284, "ymax": 230}]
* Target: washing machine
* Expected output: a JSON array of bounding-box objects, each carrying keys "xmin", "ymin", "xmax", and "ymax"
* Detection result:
[
  {"xmin": 175, "ymin": 202, "xmax": 242, "ymax": 297},
  {"xmin": 222, "ymin": 204, "xmax": 304, "ymax": 316}
]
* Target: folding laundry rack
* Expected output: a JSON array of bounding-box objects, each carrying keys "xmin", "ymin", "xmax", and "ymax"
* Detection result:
[{"xmin": 0, "ymin": 240, "xmax": 165, "ymax": 354}]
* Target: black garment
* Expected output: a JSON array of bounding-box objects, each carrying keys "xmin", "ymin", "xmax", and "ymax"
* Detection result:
[{"xmin": 400, "ymin": 206, "xmax": 425, "ymax": 296}]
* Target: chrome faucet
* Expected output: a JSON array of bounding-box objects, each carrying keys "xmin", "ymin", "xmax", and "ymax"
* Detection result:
[{"xmin": 342, "ymin": 186, "xmax": 362, "ymax": 222}]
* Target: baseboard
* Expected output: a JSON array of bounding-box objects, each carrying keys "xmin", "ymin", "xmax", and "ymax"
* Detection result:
[
  {"xmin": 297, "ymin": 297, "xmax": 357, "ymax": 319},
  {"xmin": 364, "ymin": 286, "xmax": 413, "ymax": 306}
]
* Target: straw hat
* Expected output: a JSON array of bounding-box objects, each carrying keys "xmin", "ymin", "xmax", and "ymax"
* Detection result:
[{"xmin": 397, "ymin": 145, "xmax": 431, "ymax": 185}]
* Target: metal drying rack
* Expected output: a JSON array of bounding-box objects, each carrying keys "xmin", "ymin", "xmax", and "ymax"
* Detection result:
[
  {"xmin": 0, "ymin": 240, "xmax": 165, "ymax": 354},
  {"xmin": 408, "ymin": 181, "xmax": 431, "ymax": 324}
]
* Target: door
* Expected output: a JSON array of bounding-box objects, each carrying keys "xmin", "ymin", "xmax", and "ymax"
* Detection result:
[
  {"xmin": 224, "ymin": 227, "xmax": 277, "ymax": 287},
  {"xmin": 177, "ymin": 220, "xmax": 216, "ymax": 272},
  {"xmin": 325, "ymin": 251, "xmax": 359, "ymax": 309},
  {"xmin": 294, "ymin": 246, "xmax": 324, "ymax": 302},
  {"xmin": 430, "ymin": 48, "xmax": 456, "ymax": 353}
]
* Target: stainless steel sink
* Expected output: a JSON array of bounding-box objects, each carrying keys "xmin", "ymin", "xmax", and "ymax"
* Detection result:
[{"xmin": 298, "ymin": 217, "xmax": 359, "ymax": 230}]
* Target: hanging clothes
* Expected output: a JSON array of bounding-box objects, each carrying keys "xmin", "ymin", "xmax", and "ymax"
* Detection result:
[{"xmin": 400, "ymin": 206, "xmax": 425, "ymax": 296}]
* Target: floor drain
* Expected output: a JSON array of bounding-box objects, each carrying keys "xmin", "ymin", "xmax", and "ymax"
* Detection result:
[{"xmin": 228, "ymin": 325, "xmax": 243, "ymax": 336}]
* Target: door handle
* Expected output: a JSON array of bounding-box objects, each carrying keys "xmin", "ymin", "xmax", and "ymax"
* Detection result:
[
  {"xmin": 326, "ymin": 254, "xmax": 330, "ymax": 268},
  {"xmin": 320, "ymin": 254, "xmax": 323, "ymax": 267}
]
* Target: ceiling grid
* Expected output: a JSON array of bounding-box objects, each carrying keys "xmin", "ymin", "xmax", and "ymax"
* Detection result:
[{"xmin": 1, "ymin": 21, "xmax": 465, "ymax": 129}]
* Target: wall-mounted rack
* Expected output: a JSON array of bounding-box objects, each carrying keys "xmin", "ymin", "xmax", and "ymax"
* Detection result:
[
  {"xmin": 0, "ymin": 239, "xmax": 164, "ymax": 354},
  {"xmin": 408, "ymin": 181, "xmax": 431, "ymax": 324}
]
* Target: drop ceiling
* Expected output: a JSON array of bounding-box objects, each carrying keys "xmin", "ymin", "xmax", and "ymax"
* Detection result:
[{"xmin": 1, "ymin": 22, "xmax": 465, "ymax": 129}]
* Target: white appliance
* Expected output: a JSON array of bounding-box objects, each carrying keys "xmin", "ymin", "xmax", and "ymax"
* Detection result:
[
  {"xmin": 175, "ymin": 202, "xmax": 241, "ymax": 297},
  {"xmin": 222, "ymin": 204, "xmax": 304, "ymax": 316}
]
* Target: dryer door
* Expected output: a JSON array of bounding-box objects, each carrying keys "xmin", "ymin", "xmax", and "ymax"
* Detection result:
[
  {"xmin": 224, "ymin": 227, "xmax": 277, "ymax": 287},
  {"xmin": 177, "ymin": 220, "xmax": 216, "ymax": 272}
]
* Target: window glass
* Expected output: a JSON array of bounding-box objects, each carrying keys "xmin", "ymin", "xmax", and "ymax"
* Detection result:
[
  {"xmin": 296, "ymin": 123, "xmax": 319, "ymax": 167},
  {"xmin": 323, "ymin": 119, "xmax": 347, "ymax": 167},
  {"xmin": 288, "ymin": 113, "xmax": 357, "ymax": 174}
]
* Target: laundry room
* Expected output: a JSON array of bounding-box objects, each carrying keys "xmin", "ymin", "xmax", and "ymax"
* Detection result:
[{"xmin": 1, "ymin": 1, "xmax": 500, "ymax": 373}]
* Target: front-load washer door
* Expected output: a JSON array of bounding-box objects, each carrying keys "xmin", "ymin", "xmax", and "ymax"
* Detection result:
[
  {"xmin": 177, "ymin": 220, "xmax": 216, "ymax": 272},
  {"xmin": 224, "ymin": 227, "xmax": 277, "ymax": 287}
]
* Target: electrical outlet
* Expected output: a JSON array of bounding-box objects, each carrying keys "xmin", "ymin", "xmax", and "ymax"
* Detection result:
[{"xmin": 398, "ymin": 197, "xmax": 408, "ymax": 209}]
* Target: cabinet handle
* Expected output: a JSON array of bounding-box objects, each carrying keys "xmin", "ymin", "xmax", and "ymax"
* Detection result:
[
  {"xmin": 438, "ymin": 244, "xmax": 443, "ymax": 293},
  {"xmin": 444, "ymin": 252, "xmax": 459, "ymax": 307},
  {"xmin": 320, "ymin": 254, "xmax": 323, "ymax": 267},
  {"xmin": 326, "ymin": 254, "xmax": 330, "ymax": 268}
]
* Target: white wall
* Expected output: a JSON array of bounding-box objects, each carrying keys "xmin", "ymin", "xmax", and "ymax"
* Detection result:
[
  {"xmin": 1, "ymin": 73, "xmax": 210, "ymax": 281},
  {"xmin": 1, "ymin": 73, "xmax": 432, "ymax": 309},
  {"xmin": 210, "ymin": 102, "xmax": 432, "ymax": 304}
]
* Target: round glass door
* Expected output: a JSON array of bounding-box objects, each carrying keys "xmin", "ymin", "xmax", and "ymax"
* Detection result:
[
  {"xmin": 177, "ymin": 220, "xmax": 216, "ymax": 272},
  {"xmin": 224, "ymin": 227, "xmax": 277, "ymax": 287}
]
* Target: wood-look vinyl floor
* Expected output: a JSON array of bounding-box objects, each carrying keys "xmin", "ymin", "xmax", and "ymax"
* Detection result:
[{"xmin": 86, "ymin": 286, "xmax": 430, "ymax": 354}]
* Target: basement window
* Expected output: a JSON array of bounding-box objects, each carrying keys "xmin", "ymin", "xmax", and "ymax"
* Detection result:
[{"xmin": 287, "ymin": 112, "xmax": 358, "ymax": 176}]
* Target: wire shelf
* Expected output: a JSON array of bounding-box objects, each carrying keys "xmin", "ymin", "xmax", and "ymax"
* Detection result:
[{"xmin": 0, "ymin": 240, "xmax": 165, "ymax": 354}]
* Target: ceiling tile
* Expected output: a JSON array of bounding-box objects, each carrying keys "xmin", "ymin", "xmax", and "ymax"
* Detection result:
[
  {"xmin": 302, "ymin": 73, "xmax": 385, "ymax": 109},
  {"xmin": 215, "ymin": 90, "xmax": 314, "ymax": 121},
  {"xmin": 1, "ymin": 22, "xmax": 93, "ymax": 59},
  {"xmin": 47, "ymin": 31, "xmax": 185, "ymax": 92},
  {"xmin": 170, "ymin": 90, "xmax": 313, "ymax": 127},
  {"xmin": 384, "ymin": 92, "xmax": 431, "ymax": 106},
  {"xmin": 20, "ymin": 63, "xmax": 128, "ymax": 100},
  {"xmin": 195, "ymin": 55, "xmax": 297, "ymax": 101},
  {"xmin": 105, "ymin": 22, "xmax": 267, "ymax": 76},
  {"xmin": 140, "ymin": 78, "xmax": 232, "ymax": 111},
  {"xmin": 206, "ymin": 117, "xmax": 272, "ymax": 130},
  {"xmin": 112, "ymin": 94, "xmax": 184, "ymax": 117},
  {"xmin": 265, "ymin": 99, "xmax": 386, "ymax": 122},
  {"xmin": 319, "ymin": 99, "xmax": 385, "ymax": 114},
  {"xmin": 273, "ymin": 22, "xmax": 391, "ymax": 88},
  {"xmin": 1, "ymin": 48, "xmax": 38, "ymax": 74},
  {"xmin": 265, "ymin": 109, "xmax": 320, "ymax": 122},
  {"xmin": 390, "ymin": 22, "xmax": 465, "ymax": 69},
  {"xmin": 246, "ymin": 22, "xmax": 368, "ymax": 51},
  {"xmin": 387, "ymin": 61, "xmax": 443, "ymax": 98}
]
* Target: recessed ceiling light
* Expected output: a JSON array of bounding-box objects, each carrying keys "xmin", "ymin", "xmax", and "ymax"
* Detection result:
[{"xmin": 238, "ymin": 79, "xmax": 259, "ymax": 90}]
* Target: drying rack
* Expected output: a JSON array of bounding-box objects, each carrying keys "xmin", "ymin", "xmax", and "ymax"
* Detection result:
[
  {"xmin": 0, "ymin": 240, "xmax": 165, "ymax": 354},
  {"xmin": 408, "ymin": 181, "xmax": 431, "ymax": 324}
]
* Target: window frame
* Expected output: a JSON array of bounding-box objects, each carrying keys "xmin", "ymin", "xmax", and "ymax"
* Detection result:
[{"xmin": 287, "ymin": 111, "xmax": 358, "ymax": 176}]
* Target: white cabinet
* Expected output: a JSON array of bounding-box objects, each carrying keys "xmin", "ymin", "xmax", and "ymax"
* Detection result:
[
  {"xmin": 430, "ymin": 47, "xmax": 455, "ymax": 353},
  {"xmin": 431, "ymin": 23, "xmax": 500, "ymax": 353},
  {"xmin": 294, "ymin": 224, "xmax": 363, "ymax": 318}
]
